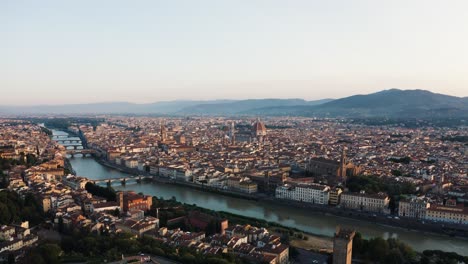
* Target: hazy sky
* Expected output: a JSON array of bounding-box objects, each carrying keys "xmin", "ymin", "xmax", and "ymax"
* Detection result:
[{"xmin": 2, "ymin": 0, "xmax": 467, "ymax": 105}]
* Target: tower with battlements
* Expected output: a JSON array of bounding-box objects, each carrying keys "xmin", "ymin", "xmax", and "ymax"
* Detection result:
[{"xmin": 333, "ymin": 226, "xmax": 355, "ymax": 264}]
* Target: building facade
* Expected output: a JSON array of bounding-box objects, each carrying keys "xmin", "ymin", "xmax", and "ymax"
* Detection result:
[
  {"xmin": 307, "ymin": 149, "xmax": 362, "ymax": 181},
  {"xmin": 118, "ymin": 191, "xmax": 153, "ymax": 212},
  {"xmin": 398, "ymin": 198, "xmax": 429, "ymax": 219},
  {"xmin": 329, "ymin": 188, "xmax": 343, "ymax": 206},
  {"xmin": 425, "ymin": 204, "xmax": 468, "ymax": 224},
  {"xmin": 275, "ymin": 183, "xmax": 330, "ymax": 204},
  {"xmin": 340, "ymin": 192, "xmax": 389, "ymax": 213}
]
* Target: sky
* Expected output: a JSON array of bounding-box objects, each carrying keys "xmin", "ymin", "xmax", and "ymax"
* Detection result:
[{"xmin": 1, "ymin": 0, "xmax": 467, "ymax": 105}]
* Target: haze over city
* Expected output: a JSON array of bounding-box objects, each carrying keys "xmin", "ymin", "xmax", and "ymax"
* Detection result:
[{"xmin": 2, "ymin": 0, "xmax": 468, "ymax": 105}]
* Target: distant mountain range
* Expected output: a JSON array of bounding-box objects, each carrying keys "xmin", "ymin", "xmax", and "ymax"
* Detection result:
[
  {"xmin": 245, "ymin": 89, "xmax": 468, "ymax": 118},
  {"xmin": 1, "ymin": 89, "xmax": 466, "ymax": 118},
  {"xmin": 0, "ymin": 98, "xmax": 333, "ymax": 115}
]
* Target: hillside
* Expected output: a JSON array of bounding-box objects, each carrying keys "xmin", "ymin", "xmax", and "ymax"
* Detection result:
[
  {"xmin": 177, "ymin": 99, "xmax": 333, "ymax": 115},
  {"xmin": 245, "ymin": 89, "xmax": 468, "ymax": 118},
  {"xmin": 312, "ymin": 89, "xmax": 468, "ymax": 117},
  {"xmin": 1, "ymin": 89, "xmax": 466, "ymax": 118}
]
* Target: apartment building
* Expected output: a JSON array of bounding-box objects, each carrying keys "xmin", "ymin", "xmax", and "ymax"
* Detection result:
[
  {"xmin": 275, "ymin": 183, "xmax": 330, "ymax": 205},
  {"xmin": 340, "ymin": 191, "xmax": 389, "ymax": 213},
  {"xmin": 398, "ymin": 197, "xmax": 429, "ymax": 219}
]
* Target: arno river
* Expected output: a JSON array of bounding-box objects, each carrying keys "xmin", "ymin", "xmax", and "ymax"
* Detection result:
[{"xmin": 54, "ymin": 130, "xmax": 468, "ymax": 254}]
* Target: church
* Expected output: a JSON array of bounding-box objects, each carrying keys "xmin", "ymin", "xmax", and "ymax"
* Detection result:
[{"xmin": 306, "ymin": 148, "xmax": 362, "ymax": 182}]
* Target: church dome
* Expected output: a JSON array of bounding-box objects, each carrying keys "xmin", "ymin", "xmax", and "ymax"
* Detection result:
[{"xmin": 252, "ymin": 119, "xmax": 267, "ymax": 136}]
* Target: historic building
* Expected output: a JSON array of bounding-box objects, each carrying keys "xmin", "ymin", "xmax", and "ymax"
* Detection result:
[
  {"xmin": 425, "ymin": 202, "xmax": 468, "ymax": 225},
  {"xmin": 398, "ymin": 197, "xmax": 430, "ymax": 219},
  {"xmin": 275, "ymin": 183, "xmax": 330, "ymax": 205},
  {"xmin": 306, "ymin": 148, "xmax": 362, "ymax": 182},
  {"xmin": 227, "ymin": 176, "xmax": 258, "ymax": 194},
  {"xmin": 340, "ymin": 191, "xmax": 389, "ymax": 213},
  {"xmin": 118, "ymin": 191, "xmax": 153, "ymax": 212},
  {"xmin": 252, "ymin": 119, "xmax": 267, "ymax": 143},
  {"xmin": 248, "ymin": 170, "xmax": 287, "ymax": 194},
  {"xmin": 333, "ymin": 227, "xmax": 355, "ymax": 264}
]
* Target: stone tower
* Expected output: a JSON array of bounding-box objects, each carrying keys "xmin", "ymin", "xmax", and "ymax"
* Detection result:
[
  {"xmin": 160, "ymin": 120, "xmax": 167, "ymax": 142},
  {"xmin": 338, "ymin": 147, "xmax": 348, "ymax": 180},
  {"xmin": 333, "ymin": 226, "xmax": 355, "ymax": 264},
  {"xmin": 230, "ymin": 121, "xmax": 236, "ymax": 145}
]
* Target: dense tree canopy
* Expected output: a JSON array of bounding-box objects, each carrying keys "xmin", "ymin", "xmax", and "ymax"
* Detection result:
[
  {"xmin": 0, "ymin": 190, "xmax": 44, "ymax": 226},
  {"xmin": 85, "ymin": 182, "xmax": 116, "ymax": 202},
  {"xmin": 347, "ymin": 175, "xmax": 416, "ymax": 196},
  {"xmin": 352, "ymin": 233, "xmax": 417, "ymax": 263}
]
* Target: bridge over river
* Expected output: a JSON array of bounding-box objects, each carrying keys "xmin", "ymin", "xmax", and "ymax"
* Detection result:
[
  {"xmin": 92, "ymin": 175, "xmax": 153, "ymax": 186},
  {"xmin": 53, "ymin": 136, "xmax": 82, "ymax": 144},
  {"xmin": 66, "ymin": 149, "xmax": 96, "ymax": 157}
]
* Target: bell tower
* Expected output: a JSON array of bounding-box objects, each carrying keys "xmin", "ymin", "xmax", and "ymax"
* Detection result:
[
  {"xmin": 160, "ymin": 120, "xmax": 167, "ymax": 142},
  {"xmin": 338, "ymin": 147, "xmax": 347, "ymax": 179}
]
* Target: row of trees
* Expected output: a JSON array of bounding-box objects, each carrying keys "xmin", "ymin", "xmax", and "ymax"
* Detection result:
[
  {"xmin": 353, "ymin": 233, "xmax": 417, "ymax": 263},
  {"xmin": 352, "ymin": 233, "xmax": 468, "ymax": 264},
  {"xmin": 346, "ymin": 175, "xmax": 416, "ymax": 196},
  {"xmin": 420, "ymin": 250, "xmax": 468, "ymax": 264}
]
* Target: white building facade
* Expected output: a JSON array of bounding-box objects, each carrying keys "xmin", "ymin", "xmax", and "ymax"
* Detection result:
[{"xmin": 275, "ymin": 183, "xmax": 330, "ymax": 205}]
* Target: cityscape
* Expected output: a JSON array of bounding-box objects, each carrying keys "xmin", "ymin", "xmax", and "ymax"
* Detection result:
[
  {"xmin": 0, "ymin": 113, "xmax": 467, "ymax": 263},
  {"xmin": 2, "ymin": 1, "xmax": 468, "ymax": 264}
]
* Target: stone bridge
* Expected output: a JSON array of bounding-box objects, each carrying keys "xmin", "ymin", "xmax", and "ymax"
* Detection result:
[
  {"xmin": 66, "ymin": 149, "xmax": 97, "ymax": 157},
  {"xmin": 91, "ymin": 175, "xmax": 153, "ymax": 186}
]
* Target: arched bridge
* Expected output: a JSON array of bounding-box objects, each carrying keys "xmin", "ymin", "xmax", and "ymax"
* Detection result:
[
  {"xmin": 66, "ymin": 149, "xmax": 96, "ymax": 157},
  {"xmin": 53, "ymin": 137, "xmax": 82, "ymax": 144},
  {"xmin": 92, "ymin": 175, "xmax": 153, "ymax": 186}
]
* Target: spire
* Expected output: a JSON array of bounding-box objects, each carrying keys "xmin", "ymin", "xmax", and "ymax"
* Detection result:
[
  {"xmin": 338, "ymin": 146, "xmax": 348, "ymax": 179},
  {"xmin": 160, "ymin": 119, "xmax": 167, "ymax": 142},
  {"xmin": 341, "ymin": 147, "xmax": 347, "ymax": 165},
  {"xmin": 231, "ymin": 121, "xmax": 236, "ymax": 144}
]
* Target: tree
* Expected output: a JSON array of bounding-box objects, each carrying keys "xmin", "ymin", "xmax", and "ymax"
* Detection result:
[
  {"xmin": 58, "ymin": 216, "xmax": 64, "ymax": 233},
  {"xmin": 38, "ymin": 243, "xmax": 62, "ymax": 264},
  {"xmin": 22, "ymin": 251, "xmax": 46, "ymax": 264},
  {"xmin": 181, "ymin": 252, "xmax": 196, "ymax": 263},
  {"xmin": 0, "ymin": 173, "xmax": 9, "ymax": 188},
  {"xmin": 201, "ymin": 219, "xmax": 216, "ymax": 236},
  {"xmin": 384, "ymin": 248, "xmax": 404, "ymax": 264},
  {"xmin": 7, "ymin": 253, "xmax": 15, "ymax": 264},
  {"xmin": 85, "ymin": 182, "xmax": 116, "ymax": 201},
  {"xmin": 352, "ymin": 232, "xmax": 368, "ymax": 256},
  {"xmin": 368, "ymin": 237, "xmax": 389, "ymax": 261},
  {"xmin": 0, "ymin": 190, "xmax": 44, "ymax": 226},
  {"xmin": 0, "ymin": 203, "xmax": 11, "ymax": 224},
  {"xmin": 112, "ymin": 208, "xmax": 120, "ymax": 217}
]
